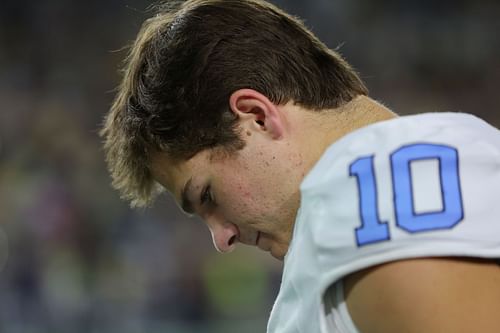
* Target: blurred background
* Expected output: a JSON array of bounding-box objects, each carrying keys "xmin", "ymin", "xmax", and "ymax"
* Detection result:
[{"xmin": 0, "ymin": 0, "xmax": 499, "ymax": 332}]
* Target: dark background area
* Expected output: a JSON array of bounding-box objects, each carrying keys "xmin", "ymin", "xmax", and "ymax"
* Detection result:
[{"xmin": 0, "ymin": 1, "xmax": 499, "ymax": 332}]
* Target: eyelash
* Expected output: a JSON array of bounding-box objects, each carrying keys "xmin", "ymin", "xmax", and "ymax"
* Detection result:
[{"xmin": 200, "ymin": 185, "xmax": 214, "ymax": 206}]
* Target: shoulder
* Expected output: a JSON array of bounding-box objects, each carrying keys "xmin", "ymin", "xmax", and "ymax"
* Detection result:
[
  {"xmin": 301, "ymin": 112, "xmax": 500, "ymax": 192},
  {"xmin": 344, "ymin": 257, "xmax": 500, "ymax": 333}
]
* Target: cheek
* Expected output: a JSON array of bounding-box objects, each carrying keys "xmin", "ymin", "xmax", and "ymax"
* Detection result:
[
  {"xmin": 218, "ymin": 179, "xmax": 261, "ymax": 215},
  {"xmin": 237, "ymin": 183, "xmax": 253, "ymax": 199}
]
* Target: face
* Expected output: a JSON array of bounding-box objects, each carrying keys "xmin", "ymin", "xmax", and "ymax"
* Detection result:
[{"xmin": 151, "ymin": 135, "xmax": 304, "ymax": 260}]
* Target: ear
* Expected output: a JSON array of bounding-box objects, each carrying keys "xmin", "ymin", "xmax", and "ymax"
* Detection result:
[{"xmin": 229, "ymin": 89, "xmax": 286, "ymax": 140}]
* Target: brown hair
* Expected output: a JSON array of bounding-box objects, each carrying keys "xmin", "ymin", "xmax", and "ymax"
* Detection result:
[{"xmin": 101, "ymin": 0, "xmax": 368, "ymax": 207}]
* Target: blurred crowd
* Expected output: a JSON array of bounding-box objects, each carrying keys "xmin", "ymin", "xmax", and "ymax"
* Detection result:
[{"xmin": 0, "ymin": 0, "xmax": 499, "ymax": 332}]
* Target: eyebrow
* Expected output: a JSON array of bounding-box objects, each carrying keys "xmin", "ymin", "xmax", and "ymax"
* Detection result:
[{"xmin": 180, "ymin": 177, "xmax": 195, "ymax": 215}]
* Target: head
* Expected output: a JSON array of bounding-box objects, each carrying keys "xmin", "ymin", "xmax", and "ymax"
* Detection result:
[{"xmin": 101, "ymin": 0, "xmax": 368, "ymax": 259}]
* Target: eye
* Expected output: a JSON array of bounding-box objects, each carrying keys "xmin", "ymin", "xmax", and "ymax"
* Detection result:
[{"xmin": 200, "ymin": 185, "xmax": 214, "ymax": 206}]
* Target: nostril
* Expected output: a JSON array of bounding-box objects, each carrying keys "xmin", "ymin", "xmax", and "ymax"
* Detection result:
[{"xmin": 228, "ymin": 235, "xmax": 236, "ymax": 246}]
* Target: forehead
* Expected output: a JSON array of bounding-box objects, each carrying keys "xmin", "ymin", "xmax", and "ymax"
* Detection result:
[
  {"xmin": 150, "ymin": 152, "xmax": 193, "ymax": 194},
  {"xmin": 150, "ymin": 149, "xmax": 220, "ymax": 198},
  {"xmin": 150, "ymin": 147, "xmax": 246, "ymax": 194}
]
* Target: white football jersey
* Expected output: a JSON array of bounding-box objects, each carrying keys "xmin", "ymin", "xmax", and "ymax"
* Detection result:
[{"xmin": 267, "ymin": 112, "xmax": 500, "ymax": 333}]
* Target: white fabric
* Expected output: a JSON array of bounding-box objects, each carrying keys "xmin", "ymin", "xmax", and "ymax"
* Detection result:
[
  {"xmin": 267, "ymin": 113, "xmax": 500, "ymax": 333},
  {"xmin": 321, "ymin": 280, "xmax": 360, "ymax": 333}
]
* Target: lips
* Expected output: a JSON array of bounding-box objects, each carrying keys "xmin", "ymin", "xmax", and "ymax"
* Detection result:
[{"xmin": 255, "ymin": 231, "xmax": 261, "ymax": 246}]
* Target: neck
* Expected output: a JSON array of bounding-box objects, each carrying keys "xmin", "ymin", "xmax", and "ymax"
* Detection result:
[
  {"xmin": 322, "ymin": 95, "xmax": 396, "ymax": 146},
  {"xmin": 292, "ymin": 95, "xmax": 397, "ymax": 176}
]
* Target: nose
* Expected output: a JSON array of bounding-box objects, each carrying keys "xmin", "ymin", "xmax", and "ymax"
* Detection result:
[{"xmin": 205, "ymin": 218, "xmax": 239, "ymax": 253}]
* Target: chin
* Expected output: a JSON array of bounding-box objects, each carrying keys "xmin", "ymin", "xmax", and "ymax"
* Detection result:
[
  {"xmin": 272, "ymin": 253, "xmax": 285, "ymax": 261},
  {"xmin": 270, "ymin": 246, "xmax": 287, "ymax": 261}
]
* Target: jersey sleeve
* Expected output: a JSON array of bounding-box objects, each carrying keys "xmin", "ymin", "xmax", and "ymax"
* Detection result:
[{"xmin": 300, "ymin": 112, "xmax": 500, "ymax": 294}]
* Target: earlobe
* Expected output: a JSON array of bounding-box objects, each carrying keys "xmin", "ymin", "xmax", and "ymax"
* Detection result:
[{"xmin": 229, "ymin": 89, "xmax": 285, "ymax": 139}]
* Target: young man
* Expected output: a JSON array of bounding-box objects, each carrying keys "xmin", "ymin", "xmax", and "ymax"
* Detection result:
[{"xmin": 101, "ymin": 0, "xmax": 500, "ymax": 332}]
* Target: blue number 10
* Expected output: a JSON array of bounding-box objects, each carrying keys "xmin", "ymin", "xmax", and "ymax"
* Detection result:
[{"xmin": 350, "ymin": 143, "xmax": 463, "ymax": 247}]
